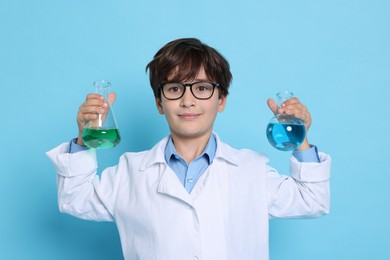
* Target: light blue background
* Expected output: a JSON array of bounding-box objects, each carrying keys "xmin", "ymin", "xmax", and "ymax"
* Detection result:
[{"xmin": 1, "ymin": 0, "xmax": 389, "ymax": 259}]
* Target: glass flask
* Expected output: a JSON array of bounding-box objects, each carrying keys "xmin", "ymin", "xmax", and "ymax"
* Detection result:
[
  {"xmin": 266, "ymin": 90, "xmax": 306, "ymax": 151},
  {"xmin": 82, "ymin": 80, "xmax": 121, "ymax": 149}
]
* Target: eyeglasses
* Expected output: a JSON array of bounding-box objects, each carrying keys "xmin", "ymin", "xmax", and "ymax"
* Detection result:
[{"xmin": 159, "ymin": 81, "xmax": 220, "ymax": 100}]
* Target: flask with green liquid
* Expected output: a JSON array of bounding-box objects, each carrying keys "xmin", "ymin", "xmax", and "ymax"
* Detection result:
[{"xmin": 82, "ymin": 80, "xmax": 121, "ymax": 149}]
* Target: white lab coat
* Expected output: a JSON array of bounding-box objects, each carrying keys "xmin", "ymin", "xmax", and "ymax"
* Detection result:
[{"xmin": 46, "ymin": 134, "xmax": 331, "ymax": 260}]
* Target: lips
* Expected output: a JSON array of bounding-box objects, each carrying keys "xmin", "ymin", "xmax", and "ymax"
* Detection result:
[{"xmin": 178, "ymin": 113, "xmax": 200, "ymax": 120}]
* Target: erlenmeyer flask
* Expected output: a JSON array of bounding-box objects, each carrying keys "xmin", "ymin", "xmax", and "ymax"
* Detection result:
[
  {"xmin": 266, "ymin": 90, "xmax": 306, "ymax": 151},
  {"xmin": 82, "ymin": 80, "xmax": 121, "ymax": 149}
]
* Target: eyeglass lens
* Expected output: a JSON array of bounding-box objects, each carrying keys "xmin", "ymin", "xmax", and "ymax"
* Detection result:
[{"xmin": 162, "ymin": 82, "xmax": 215, "ymax": 100}]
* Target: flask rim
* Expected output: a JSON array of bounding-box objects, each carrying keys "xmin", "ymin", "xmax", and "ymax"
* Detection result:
[
  {"xmin": 276, "ymin": 90, "xmax": 294, "ymax": 106},
  {"xmin": 93, "ymin": 80, "xmax": 111, "ymax": 90}
]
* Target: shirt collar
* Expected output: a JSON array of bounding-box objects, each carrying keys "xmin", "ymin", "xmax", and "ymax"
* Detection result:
[
  {"xmin": 164, "ymin": 134, "xmax": 217, "ymax": 165},
  {"xmin": 139, "ymin": 133, "xmax": 239, "ymax": 171}
]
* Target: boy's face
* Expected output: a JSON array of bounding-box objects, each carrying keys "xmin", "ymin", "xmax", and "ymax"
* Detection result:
[{"xmin": 156, "ymin": 66, "xmax": 226, "ymax": 141}]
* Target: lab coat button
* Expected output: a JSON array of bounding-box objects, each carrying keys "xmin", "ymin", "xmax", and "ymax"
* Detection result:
[{"xmin": 192, "ymin": 256, "xmax": 199, "ymax": 260}]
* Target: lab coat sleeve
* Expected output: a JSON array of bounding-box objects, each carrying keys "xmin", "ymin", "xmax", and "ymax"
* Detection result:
[
  {"xmin": 266, "ymin": 152, "xmax": 331, "ymax": 218},
  {"xmin": 46, "ymin": 142, "xmax": 117, "ymax": 222}
]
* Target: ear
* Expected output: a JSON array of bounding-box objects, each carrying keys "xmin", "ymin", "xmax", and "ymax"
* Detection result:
[
  {"xmin": 217, "ymin": 95, "xmax": 227, "ymax": 112},
  {"xmin": 155, "ymin": 98, "xmax": 164, "ymax": 114}
]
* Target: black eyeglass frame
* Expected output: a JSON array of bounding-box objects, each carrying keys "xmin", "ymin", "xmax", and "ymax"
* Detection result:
[{"xmin": 159, "ymin": 81, "xmax": 220, "ymax": 100}]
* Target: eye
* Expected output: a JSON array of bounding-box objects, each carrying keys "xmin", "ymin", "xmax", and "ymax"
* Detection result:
[
  {"xmin": 194, "ymin": 83, "xmax": 212, "ymax": 92},
  {"xmin": 168, "ymin": 86, "xmax": 179, "ymax": 92},
  {"xmin": 165, "ymin": 83, "xmax": 182, "ymax": 93}
]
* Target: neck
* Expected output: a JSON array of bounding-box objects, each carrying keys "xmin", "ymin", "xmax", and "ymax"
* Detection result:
[{"xmin": 171, "ymin": 132, "xmax": 212, "ymax": 164}]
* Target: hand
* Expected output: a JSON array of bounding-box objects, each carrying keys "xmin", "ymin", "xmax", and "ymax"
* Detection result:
[
  {"xmin": 267, "ymin": 97, "xmax": 312, "ymax": 150},
  {"xmin": 76, "ymin": 92, "xmax": 116, "ymax": 146}
]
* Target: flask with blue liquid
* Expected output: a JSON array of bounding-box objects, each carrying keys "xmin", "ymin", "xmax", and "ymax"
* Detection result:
[{"xmin": 266, "ymin": 90, "xmax": 306, "ymax": 151}]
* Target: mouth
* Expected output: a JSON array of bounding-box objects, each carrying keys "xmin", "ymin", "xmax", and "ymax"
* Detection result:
[{"xmin": 178, "ymin": 113, "xmax": 200, "ymax": 120}]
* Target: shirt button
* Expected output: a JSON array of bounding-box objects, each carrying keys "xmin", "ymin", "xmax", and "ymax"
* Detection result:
[{"xmin": 187, "ymin": 177, "xmax": 194, "ymax": 183}]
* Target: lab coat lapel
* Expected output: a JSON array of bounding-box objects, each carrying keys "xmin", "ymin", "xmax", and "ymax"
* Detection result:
[
  {"xmin": 139, "ymin": 137, "xmax": 192, "ymax": 205},
  {"xmin": 157, "ymin": 165, "xmax": 192, "ymax": 206}
]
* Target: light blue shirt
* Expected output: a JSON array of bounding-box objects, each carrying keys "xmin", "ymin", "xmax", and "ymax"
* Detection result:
[
  {"xmin": 70, "ymin": 135, "xmax": 320, "ymax": 193},
  {"xmin": 164, "ymin": 135, "xmax": 216, "ymax": 193}
]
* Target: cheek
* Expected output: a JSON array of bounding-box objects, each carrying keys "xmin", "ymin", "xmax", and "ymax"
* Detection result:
[
  {"xmin": 157, "ymin": 99, "xmax": 175, "ymax": 115},
  {"xmin": 206, "ymin": 102, "xmax": 221, "ymax": 117},
  {"xmin": 160, "ymin": 103, "xmax": 176, "ymax": 119}
]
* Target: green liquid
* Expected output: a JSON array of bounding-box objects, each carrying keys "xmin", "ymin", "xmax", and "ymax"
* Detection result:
[{"xmin": 82, "ymin": 128, "xmax": 121, "ymax": 149}]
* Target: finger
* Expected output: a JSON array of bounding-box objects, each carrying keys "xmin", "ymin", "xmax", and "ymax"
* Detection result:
[
  {"xmin": 283, "ymin": 103, "xmax": 307, "ymax": 114},
  {"xmin": 107, "ymin": 92, "xmax": 116, "ymax": 105},
  {"xmin": 267, "ymin": 98, "xmax": 279, "ymax": 115},
  {"xmin": 281, "ymin": 97, "xmax": 300, "ymax": 107},
  {"xmin": 85, "ymin": 93, "xmax": 104, "ymax": 101},
  {"xmin": 79, "ymin": 102, "xmax": 106, "ymax": 114},
  {"xmin": 78, "ymin": 112, "xmax": 100, "ymax": 122},
  {"xmin": 85, "ymin": 94, "xmax": 105, "ymax": 106},
  {"xmin": 79, "ymin": 96, "xmax": 105, "ymax": 113},
  {"xmin": 284, "ymin": 107, "xmax": 312, "ymax": 129},
  {"xmin": 284, "ymin": 105, "xmax": 309, "ymax": 119}
]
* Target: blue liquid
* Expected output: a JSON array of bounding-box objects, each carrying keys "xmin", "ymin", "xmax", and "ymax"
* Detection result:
[{"xmin": 266, "ymin": 123, "xmax": 306, "ymax": 151}]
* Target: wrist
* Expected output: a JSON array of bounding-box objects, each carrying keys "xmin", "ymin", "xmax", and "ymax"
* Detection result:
[
  {"xmin": 296, "ymin": 138, "xmax": 310, "ymax": 151},
  {"xmin": 76, "ymin": 134, "xmax": 86, "ymax": 146}
]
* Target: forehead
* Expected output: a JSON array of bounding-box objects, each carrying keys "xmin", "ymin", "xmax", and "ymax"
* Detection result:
[{"xmin": 167, "ymin": 65, "xmax": 210, "ymax": 82}]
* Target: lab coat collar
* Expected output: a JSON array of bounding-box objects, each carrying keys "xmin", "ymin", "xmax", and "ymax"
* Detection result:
[
  {"xmin": 139, "ymin": 136, "xmax": 169, "ymax": 171},
  {"xmin": 139, "ymin": 132, "xmax": 239, "ymax": 171},
  {"xmin": 213, "ymin": 133, "xmax": 240, "ymax": 166}
]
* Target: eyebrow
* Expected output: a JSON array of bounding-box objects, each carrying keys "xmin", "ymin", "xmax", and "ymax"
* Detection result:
[{"xmin": 181, "ymin": 78, "xmax": 211, "ymax": 83}]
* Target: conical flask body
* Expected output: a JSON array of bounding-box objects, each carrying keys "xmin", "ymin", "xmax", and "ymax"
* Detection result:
[{"xmin": 82, "ymin": 80, "xmax": 121, "ymax": 149}]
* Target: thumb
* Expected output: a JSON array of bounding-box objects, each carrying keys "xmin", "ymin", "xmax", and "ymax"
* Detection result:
[
  {"xmin": 267, "ymin": 98, "xmax": 279, "ymax": 115},
  {"xmin": 107, "ymin": 92, "xmax": 116, "ymax": 105}
]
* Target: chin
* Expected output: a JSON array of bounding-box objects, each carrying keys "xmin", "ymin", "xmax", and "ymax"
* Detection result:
[{"xmin": 172, "ymin": 129, "xmax": 212, "ymax": 139}]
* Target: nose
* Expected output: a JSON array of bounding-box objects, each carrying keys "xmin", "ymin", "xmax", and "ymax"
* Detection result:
[{"xmin": 180, "ymin": 86, "xmax": 196, "ymax": 107}]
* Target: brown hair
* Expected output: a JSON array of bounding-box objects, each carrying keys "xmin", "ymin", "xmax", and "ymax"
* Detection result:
[{"xmin": 145, "ymin": 38, "xmax": 232, "ymax": 99}]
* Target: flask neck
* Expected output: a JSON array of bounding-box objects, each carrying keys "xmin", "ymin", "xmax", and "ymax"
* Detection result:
[
  {"xmin": 276, "ymin": 90, "xmax": 294, "ymax": 108},
  {"xmin": 93, "ymin": 80, "xmax": 111, "ymax": 100}
]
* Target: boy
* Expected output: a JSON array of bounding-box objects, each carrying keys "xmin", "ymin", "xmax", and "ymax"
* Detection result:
[{"xmin": 47, "ymin": 38, "xmax": 331, "ymax": 259}]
